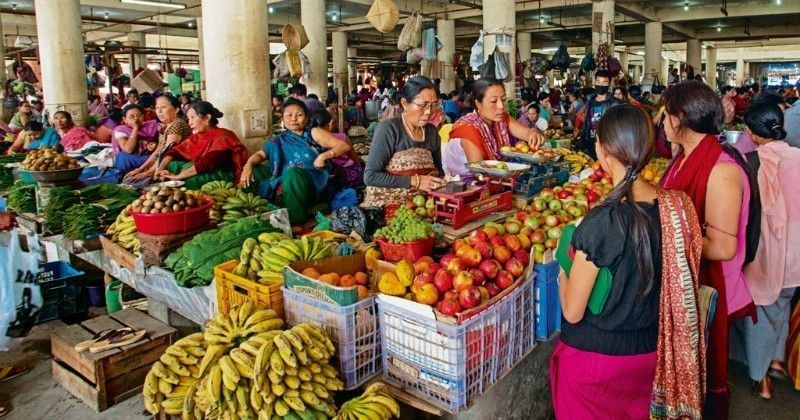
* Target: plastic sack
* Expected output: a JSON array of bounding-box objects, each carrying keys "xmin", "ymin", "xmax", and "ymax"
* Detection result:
[
  {"xmin": 478, "ymin": 49, "xmax": 496, "ymax": 80},
  {"xmin": 469, "ymin": 30, "xmax": 485, "ymax": 71},
  {"xmin": 397, "ymin": 11, "xmax": 423, "ymax": 51},
  {"xmin": 282, "ymin": 24, "xmax": 310, "ymax": 50},
  {"xmin": 494, "ymin": 47, "xmax": 512, "ymax": 82},
  {"xmin": 607, "ymin": 57, "xmax": 622, "ymax": 76},
  {"xmin": 286, "ymin": 49, "xmax": 303, "ymax": 78},
  {"xmin": 580, "ymin": 52, "xmax": 595, "ymax": 72},
  {"xmin": 422, "ymin": 28, "xmax": 437, "ymax": 60},
  {"xmin": 550, "ymin": 44, "xmax": 571, "ymax": 71},
  {"xmin": 0, "ymin": 230, "xmax": 42, "ymax": 348},
  {"xmin": 329, "ymin": 207, "xmax": 385, "ymax": 242}
]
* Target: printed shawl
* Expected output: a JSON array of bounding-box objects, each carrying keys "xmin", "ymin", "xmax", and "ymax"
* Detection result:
[
  {"xmin": 166, "ymin": 127, "xmax": 248, "ymax": 179},
  {"xmin": 650, "ymin": 188, "xmax": 705, "ymax": 419},
  {"xmin": 450, "ymin": 111, "xmax": 511, "ymax": 160}
]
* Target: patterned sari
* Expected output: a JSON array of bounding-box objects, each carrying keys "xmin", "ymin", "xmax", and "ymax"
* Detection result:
[
  {"xmin": 449, "ymin": 111, "xmax": 512, "ymax": 161},
  {"xmin": 361, "ymin": 147, "xmax": 437, "ymax": 208}
]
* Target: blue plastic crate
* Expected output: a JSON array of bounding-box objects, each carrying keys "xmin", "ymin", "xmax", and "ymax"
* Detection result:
[
  {"xmin": 535, "ymin": 277, "xmax": 561, "ymax": 341},
  {"xmin": 513, "ymin": 169, "xmax": 570, "ymax": 198},
  {"xmin": 36, "ymin": 261, "xmax": 85, "ymax": 323},
  {"xmin": 378, "ymin": 278, "xmax": 536, "ymax": 413},
  {"xmin": 79, "ymin": 167, "xmax": 121, "ymax": 186},
  {"xmin": 282, "ymin": 287, "xmax": 381, "ymax": 390},
  {"xmin": 533, "ymin": 260, "xmax": 560, "ymax": 282}
]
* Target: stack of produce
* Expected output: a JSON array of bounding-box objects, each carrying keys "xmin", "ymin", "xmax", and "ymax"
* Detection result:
[
  {"xmin": 0, "ymin": 154, "xmax": 25, "ymax": 192},
  {"xmin": 200, "ymin": 181, "xmax": 274, "ymax": 223},
  {"xmin": 19, "ymin": 147, "xmax": 80, "ymax": 171},
  {"xmin": 334, "ymin": 382, "xmax": 400, "ymax": 420},
  {"xmin": 130, "ymin": 185, "xmax": 203, "ymax": 215},
  {"xmin": 235, "ymin": 235, "xmax": 333, "ymax": 285},
  {"xmin": 550, "ymin": 148, "xmax": 594, "ymax": 174},
  {"xmin": 374, "ymin": 206, "xmax": 435, "ymax": 244},
  {"xmin": 44, "ymin": 183, "xmax": 139, "ymax": 235},
  {"xmin": 5, "ymin": 180, "xmax": 35, "ymax": 213},
  {"xmin": 301, "ymin": 268, "xmax": 370, "ymax": 299},
  {"xmin": 595, "ymin": 43, "xmax": 610, "ymax": 70},
  {"xmin": 142, "ymin": 301, "xmax": 359, "ymax": 419},
  {"xmin": 642, "ymin": 157, "xmax": 669, "ymax": 184},
  {"xmin": 63, "ymin": 197, "xmax": 138, "ymax": 239},
  {"xmin": 106, "ymin": 204, "xmax": 139, "ymax": 254},
  {"xmin": 165, "ymin": 216, "xmax": 284, "ymax": 287}
]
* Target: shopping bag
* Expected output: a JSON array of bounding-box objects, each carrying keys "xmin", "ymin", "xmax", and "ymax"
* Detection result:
[
  {"xmin": 366, "ymin": 0, "xmax": 400, "ymax": 33},
  {"xmin": 0, "ymin": 230, "xmax": 42, "ymax": 347},
  {"xmin": 469, "ymin": 30, "xmax": 485, "ymax": 71},
  {"xmin": 580, "ymin": 52, "xmax": 595, "ymax": 72},
  {"xmin": 397, "ymin": 11, "xmax": 423, "ymax": 51},
  {"xmin": 494, "ymin": 47, "xmax": 512, "ymax": 82},
  {"xmin": 478, "ymin": 49, "xmax": 496, "ymax": 80},
  {"xmin": 422, "ymin": 28, "xmax": 437, "ymax": 60},
  {"xmin": 550, "ymin": 44, "xmax": 571, "ymax": 71}
]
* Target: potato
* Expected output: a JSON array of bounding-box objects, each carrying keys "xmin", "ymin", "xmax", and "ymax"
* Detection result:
[
  {"xmin": 186, "ymin": 197, "xmax": 196, "ymax": 207},
  {"xmin": 150, "ymin": 208, "xmax": 160, "ymax": 214},
  {"xmin": 154, "ymin": 201, "xmax": 164, "ymax": 210},
  {"xmin": 142, "ymin": 199, "xmax": 153, "ymax": 207},
  {"xmin": 160, "ymin": 207, "xmax": 170, "ymax": 214},
  {"xmin": 172, "ymin": 204, "xmax": 182, "ymax": 212}
]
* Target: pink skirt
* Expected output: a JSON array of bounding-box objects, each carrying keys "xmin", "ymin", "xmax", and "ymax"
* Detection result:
[{"xmin": 550, "ymin": 340, "xmax": 656, "ymax": 420}]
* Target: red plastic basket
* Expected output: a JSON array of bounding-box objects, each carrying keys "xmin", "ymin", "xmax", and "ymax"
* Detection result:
[
  {"xmin": 131, "ymin": 197, "xmax": 213, "ymax": 235},
  {"xmin": 376, "ymin": 236, "xmax": 434, "ymax": 262}
]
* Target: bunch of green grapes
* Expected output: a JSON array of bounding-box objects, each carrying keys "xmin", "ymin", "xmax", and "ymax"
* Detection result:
[{"xmin": 375, "ymin": 206, "xmax": 435, "ymax": 243}]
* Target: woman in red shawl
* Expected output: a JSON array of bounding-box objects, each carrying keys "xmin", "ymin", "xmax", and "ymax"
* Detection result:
[
  {"xmin": 156, "ymin": 101, "xmax": 247, "ymax": 190},
  {"xmin": 660, "ymin": 81, "xmax": 756, "ymax": 419}
]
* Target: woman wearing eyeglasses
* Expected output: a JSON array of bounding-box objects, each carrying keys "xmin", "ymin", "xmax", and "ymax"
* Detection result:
[{"xmin": 362, "ymin": 76, "xmax": 445, "ymax": 208}]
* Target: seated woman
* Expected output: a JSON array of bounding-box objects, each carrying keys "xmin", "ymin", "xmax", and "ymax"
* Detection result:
[
  {"xmin": 94, "ymin": 108, "xmax": 123, "ymax": 143},
  {"xmin": 239, "ymin": 98, "xmax": 351, "ymax": 224},
  {"xmin": 156, "ymin": 101, "xmax": 248, "ymax": 190},
  {"xmin": 6, "ymin": 121, "xmax": 60, "ymax": 154},
  {"xmin": 362, "ymin": 76, "xmax": 446, "ymax": 208},
  {"xmin": 443, "ymin": 79, "xmax": 545, "ymax": 179},
  {"xmin": 537, "ymin": 92, "xmax": 552, "ymax": 121},
  {"xmin": 344, "ymin": 98, "xmax": 367, "ymax": 129},
  {"xmin": 125, "ymin": 96, "xmax": 192, "ymax": 183},
  {"xmin": 56, "ymin": 111, "xmax": 99, "ymax": 152},
  {"xmin": 309, "ymin": 109, "xmax": 365, "ymax": 187},
  {"xmin": 518, "ymin": 104, "xmax": 548, "ymax": 132},
  {"xmin": 7, "ymin": 101, "xmax": 31, "ymax": 133},
  {"xmin": 112, "ymin": 105, "xmax": 160, "ymax": 175}
]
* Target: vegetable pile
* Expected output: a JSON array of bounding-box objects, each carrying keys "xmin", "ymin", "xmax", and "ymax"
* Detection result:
[
  {"xmin": 20, "ymin": 147, "xmax": 80, "ymax": 171},
  {"xmin": 131, "ymin": 185, "xmax": 202, "ymax": 215}
]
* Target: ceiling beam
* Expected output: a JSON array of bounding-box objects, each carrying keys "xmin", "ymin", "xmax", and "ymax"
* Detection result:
[
  {"xmin": 657, "ymin": 2, "xmax": 800, "ymax": 23},
  {"xmin": 445, "ymin": 0, "xmax": 591, "ymax": 20},
  {"xmin": 614, "ymin": 1, "xmax": 697, "ymax": 39}
]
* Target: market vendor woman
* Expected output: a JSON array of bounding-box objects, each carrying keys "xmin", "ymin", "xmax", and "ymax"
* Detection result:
[
  {"xmin": 443, "ymin": 78, "xmax": 545, "ymax": 178},
  {"xmin": 156, "ymin": 101, "xmax": 248, "ymax": 189},
  {"xmin": 238, "ymin": 98, "xmax": 351, "ymax": 224},
  {"xmin": 362, "ymin": 76, "xmax": 445, "ymax": 208},
  {"xmin": 112, "ymin": 105, "xmax": 159, "ymax": 175}
]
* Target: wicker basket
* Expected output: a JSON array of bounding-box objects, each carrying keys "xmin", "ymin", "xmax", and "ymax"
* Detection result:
[
  {"xmin": 366, "ymin": 0, "xmax": 399, "ymax": 33},
  {"xmin": 282, "ymin": 24, "xmax": 310, "ymax": 50}
]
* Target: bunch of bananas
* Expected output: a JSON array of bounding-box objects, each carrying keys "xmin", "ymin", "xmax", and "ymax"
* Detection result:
[
  {"xmin": 552, "ymin": 148, "xmax": 595, "ymax": 174},
  {"xmin": 334, "ymin": 382, "xmax": 400, "ymax": 420},
  {"xmin": 106, "ymin": 204, "xmax": 139, "ymax": 254},
  {"xmin": 221, "ymin": 191, "xmax": 272, "ymax": 223},
  {"xmin": 234, "ymin": 235, "xmax": 332, "ymax": 286},
  {"xmin": 247, "ymin": 323, "xmax": 344, "ymax": 419},
  {"xmin": 200, "ymin": 182, "xmax": 249, "ymax": 223},
  {"xmin": 143, "ymin": 332, "xmax": 207, "ymax": 415}
]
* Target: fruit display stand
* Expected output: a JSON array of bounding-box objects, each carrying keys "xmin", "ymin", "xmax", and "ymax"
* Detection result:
[
  {"xmin": 50, "ymin": 308, "xmax": 176, "ymax": 411},
  {"xmin": 534, "ymin": 261, "xmax": 562, "ymax": 341},
  {"xmin": 214, "ymin": 259, "xmax": 285, "ymax": 318},
  {"xmin": 428, "ymin": 177, "xmax": 514, "ymax": 230}
]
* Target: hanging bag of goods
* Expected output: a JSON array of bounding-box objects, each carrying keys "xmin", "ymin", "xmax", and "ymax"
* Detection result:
[
  {"xmin": 286, "ymin": 48, "xmax": 304, "ymax": 78},
  {"xmin": 397, "ymin": 11, "xmax": 423, "ymax": 51},
  {"xmin": 422, "ymin": 28, "xmax": 439, "ymax": 60},
  {"xmin": 469, "ymin": 30, "xmax": 485, "ymax": 71},
  {"xmin": 366, "ymin": 0, "xmax": 400, "ymax": 33},
  {"xmin": 550, "ymin": 44, "xmax": 571, "ymax": 71},
  {"xmin": 494, "ymin": 46, "xmax": 512, "ymax": 82},
  {"xmin": 478, "ymin": 48, "xmax": 497, "ymax": 80},
  {"xmin": 282, "ymin": 24, "xmax": 310, "ymax": 51},
  {"xmin": 595, "ymin": 42, "xmax": 610, "ymax": 70}
]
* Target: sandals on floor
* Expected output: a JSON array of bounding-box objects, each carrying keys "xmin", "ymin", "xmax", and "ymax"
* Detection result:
[
  {"xmin": 0, "ymin": 366, "xmax": 28, "ymax": 383},
  {"xmin": 768, "ymin": 363, "xmax": 790, "ymax": 381},
  {"xmin": 0, "ymin": 405, "xmax": 7, "ymax": 417},
  {"xmin": 751, "ymin": 376, "xmax": 773, "ymax": 401}
]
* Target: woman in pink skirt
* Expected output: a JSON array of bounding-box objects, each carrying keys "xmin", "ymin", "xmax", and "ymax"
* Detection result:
[{"xmin": 552, "ymin": 105, "xmax": 706, "ymax": 419}]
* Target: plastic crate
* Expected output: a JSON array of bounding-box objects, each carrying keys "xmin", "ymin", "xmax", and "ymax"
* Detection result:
[
  {"xmin": 282, "ymin": 287, "xmax": 381, "ymax": 390},
  {"xmin": 376, "ymin": 237, "xmax": 434, "ymax": 262},
  {"xmin": 214, "ymin": 260, "xmax": 284, "ymax": 319},
  {"xmin": 378, "ymin": 278, "xmax": 536, "ymax": 412},
  {"xmin": 514, "ymin": 169, "xmax": 570, "ymax": 198},
  {"xmin": 36, "ymin": 261, "xmax": 86, "ymax": 323},
  {"xmin": 535, "ymin": 277, "xmax": 561, "ymax": 341},
  {"xmin": 533, "ymin": 261, "xmax": 560, "ymax": 282}
]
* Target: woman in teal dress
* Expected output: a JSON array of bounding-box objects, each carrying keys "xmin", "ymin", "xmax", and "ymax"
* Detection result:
[{"xmin": 239, "ymin": 98, "xmax": 352, "ymax": 223}]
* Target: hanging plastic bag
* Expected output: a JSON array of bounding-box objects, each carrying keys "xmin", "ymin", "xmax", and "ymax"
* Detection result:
[
  {"xmin": 397, "ymin": 11, "xmax": 423, "ymax": 51},
  {"xmin": 550, "ymin": 44, "xmax": 571, "ymax": 71},
  {"xmin": 530, "ymin": 56, "xmax": 550, "ymax": 74},
  {"xmin": 282, "ymin": 24, "xmax": 310, "ymax": 51},
  {"xmin": 478, "ymin": 48, "xmax": 496, "ymax": 80},
  {"xmin": 286, "ymin": 49, "xmax": 303, "ymax": 78},
  {"xmin": 607, "ymin": 57, "xmax": 622, "ymax": 77},
  {"xmin": 469, "ymin": 30, "xmax": 485, "ymax": 71},
  {"xmin": 580, "ymin": 52, "xmax": 595, "ymax": 72},
  {"xmin": 494, "ymin": 47, "xmax": 512, "ymax": 82},
  {"xmin": 0, "ymin": 230, "xmax": 42, "ymax": 348},
  {"xmin": 422, "ymin": 28, "xmax": 437, "ymax": 60}
]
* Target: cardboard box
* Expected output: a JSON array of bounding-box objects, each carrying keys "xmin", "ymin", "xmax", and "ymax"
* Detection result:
[
  {"xmin": 284, "ymin": 253, "xmax": 367, "ymax": 306},
  {"xmin": 130, "ymin": 68, "xmax": 164, "ymax": 93}
]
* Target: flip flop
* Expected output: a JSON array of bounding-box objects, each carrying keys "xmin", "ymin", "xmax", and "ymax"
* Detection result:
[
  {"xmin": 768, "ymin": 365, "xmax": 790, "ymax": 381},
  {"xmin": 0, "ymin": 405, "xmax": 8, "ymax": 417},
  {"xmin": 0, "ymin": 366, "xmax": 28, "ymax": 383},
  {"xmin": 88, "ymin": 329, "xmax": 147, "ymax": 353}
]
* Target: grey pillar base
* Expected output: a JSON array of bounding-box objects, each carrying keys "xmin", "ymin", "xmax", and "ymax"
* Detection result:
[{"xmin": 147, "ymin": 297, "xmax": 201, "ymax": 336}]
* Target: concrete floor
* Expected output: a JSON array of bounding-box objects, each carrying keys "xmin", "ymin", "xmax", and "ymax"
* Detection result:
[{"xmin": 0, "ymin": 321, "xmax": 798, "ymax": 420}]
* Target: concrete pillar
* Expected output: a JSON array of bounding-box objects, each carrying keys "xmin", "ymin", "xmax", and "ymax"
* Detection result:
[
  {"xmin": 196, "ymin": 18, "xmax": 205, "ymax": 99},
  {"xmin": 201, "ymin": 0, "xmax": 270, "ymax": 152},
  {"xmin": 632, "ymin": 65, "xmax": 641, "ymax": 84},
  {"xmin": 347, "ymin": 47, "xmax": 357, "ymax": 95},
  {"xmin": 735, "ymin": 48, "xmax": 745, "ymax": 86},
  {"xmin": 644, "ymin": 22, "xmax": 663, "ymax": 85},
  {"xmin": 705, "ymin": 46, "xmax": 717, "ymax": 89},
  {"xmin": 437, "ymin": 19, "xmax": 456, "ymax": 94},
  {"xmin": 517, "ymin": 31, "xmax": 532, "ymax": 62},
  {"xmin": 686, "ymin": 39, "xmax": 701, "ymax": 77},
  {"xmin": 34, "ymin": 0, "xmax": 89, "ymax": 126},
  {"xmin": 662, "ymin": 58, "xmax": 670, "ymax": 85},
  {"xmin": 0, "ymin": 12, "xmax": 6, "ymax": 100},
  {"xmin": 128, "ymin": 32, "xmax": 148, "ymax": 71},
  {"xmin": 482, "ymin": 0, "xmax": 516, "ymax": 94},
  {"xmin": 332, "ymin": 32, "xmax": 347, "ymax": 96},
  {"xmin": 618, "ymin": 50, "xmax": 629, "ymax": 78},
  {"xmin": 591, "ymin": 0, "xmax": 615, "ymax": 55},
  {"xmin": 301, "ymin": 0, "xmax": 328, "ymax": 99}
]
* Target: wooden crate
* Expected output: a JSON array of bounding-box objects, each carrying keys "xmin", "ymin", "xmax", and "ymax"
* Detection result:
[
  {"xmin": 100, "ymin": 235, "xmax": 137, "ymax": 271},
  {"xmin": 50, "ymin": 308, "xmax": 176, "ymax": 412}
]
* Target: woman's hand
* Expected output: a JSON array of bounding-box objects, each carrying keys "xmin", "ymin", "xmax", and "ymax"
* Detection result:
[
  {"xmin": 526, "ymin": 129, "xmax": 546, "ymax": 149},
  {"xmin": 123, "ymin": 167, "xmax": 141, "ymax": 180},
  {"xmin": 313, "ymin": 154, "xmax": 328, "ymax": 169},
  {"xmin": 157, "ymin": 170, "xmax": 179, "ymax": 180},
  {"xmin": 129, "ymin": 168, "xmax": 154, "ymax": 182},
  {"xmin": 239, "ymin": 165, "xmax": 254, "ymax": 188},
  {"xmin": 415, "ymin": 175, "xmax": 446, "ymax": 192}
]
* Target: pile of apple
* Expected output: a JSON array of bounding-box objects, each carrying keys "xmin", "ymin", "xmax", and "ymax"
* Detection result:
[{"xmin": 392, "ymin": 194, "xmax": 435, "ymax": 220}]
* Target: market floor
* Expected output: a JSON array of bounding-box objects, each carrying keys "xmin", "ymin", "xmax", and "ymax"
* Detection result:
[{"xmin": 1, "ymin": 321, "xmax": 798, "ymax": 420}]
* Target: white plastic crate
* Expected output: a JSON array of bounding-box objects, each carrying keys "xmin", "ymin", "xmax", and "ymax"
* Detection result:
[
  {"xmin": 377, "ymin": 279, "xmax": 537, "ymax": 413},
  {"xmin": 282, "ymin": 287, "xmax": 381, "ymax": 390}
]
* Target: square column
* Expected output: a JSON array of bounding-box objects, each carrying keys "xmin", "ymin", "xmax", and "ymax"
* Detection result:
[
  {"xmin": 301, "ymin": 0, "xmax": 328, "ymax": 99},
  {"xmin": 437, "ymin": 19, "xmax": 456, "ymax": 94}
]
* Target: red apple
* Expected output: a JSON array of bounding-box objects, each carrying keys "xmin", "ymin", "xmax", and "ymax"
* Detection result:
[
  {"xmin": 496, "ymin": 270, "xmax": 515, "ymax": 290},
  {"xmin": 468, "ymin": 229, "xmax": 488, "ymax": 246},
  {"xmin": 532, "ymin": 198, "xmax": 547, "ymax": 212},
  {"xmin": 454, "ymin": 242, "xmax": 472, "ymax": 258},
  {"xmin": 436, "ymin": 298, "xmax": 461, "ymax": 316},
  {"xmin": 515, "ymin": 211, "xmax": 528, "ymax": 223},
  {"xmin": 474, "ymin": 242, "xmax": 493, "ymax": 260},
  {"xmin": 540, "ymin": 188, "xmax": 555, "ymax": 202},
  {"xmin": 483, "ymin": 225, "xmax": 498, "ymax": 238},
  {"xmin": 490, "ymin": 236, "xmax": 506, "ymax": 248},
  {"xmin": 517, "ymin": 234, "xmax": 531, "ymax": 250},
  {"xmin": 458, "ymin": 286, "xmax": 482, "ymax": 309},
  {"xmin": 414, "ymin": 256, "xmax": 435, "ymax": 274},
  {"xmin": 544, "ymin": 238, "xmax": 558, "ymax": 249},
  {"xmin": 486, "ymin": 282, "xmax": 501, "ymax": 297},
  {"xmin": 439, "ymin": 254, "xmax": 455, "ymax": 268},
  {"xmin": 415, "ymin": 283, "xmax": 440, "ymax": 305},
  {"xmin": 433, "ymin": 268, "xmax": 454, "ymax": 293},
  {"xmin": 469, "ymin": 268, "xmax": 486, "ymax": 285},
  {"xmin": 530, "ymin": 229, "xmax": 546, "ymax": 245},
  {"xmin": 479, "ymin": 259, "xmax": 502, "ymax": 279},
  {"xmin": 426, "ymin": 262, "xmax": 442, "ymax": 275},
  {"xmin": 443, "ymin": 290, "xmax": 459, "ymax": 302},
  {"xmin": 412, "ymin": 272, "xmax": 433, "ymax": 290},
  {"xmin": 477, "ymin": 286, "xmax": 490, "ymax": 301},
  {"xmin": 461, "ymin": 247, "xmax": 483, "ymax": 268},
  {"xmin": 504, "ymin": 221, "xmax": 522, "ymax": 235},
  {"xmin": 513, "ymin": 250, "xmax": 530, "ymax": 266},
  {"xmin": 556, "ymin": 190, "xmax": 572, "ymax": 200},
  {"xmin": 504, "ymin": 234, "xmax": 522, "ymax": 252},
  {"xmin": 493, "ymin": 245, "xmax": 512, "ymax": 264},
  {"xmin": 545, "ymin": 215, "xmax": 559, "ymax": 227},
  {"xmin": 586, "ymin": 190, "xmax": 599, "ymax": 203},
  {"xmin": 505, "ymin": 257, "xmax": 525, "ymax": 277},
  {"xmin": 447, "ymin": 257, "xmax": 466, "ymax": 274},
  {"xmin": 453, "ymin": 271, "xmax": 474, "ymax": 292}
]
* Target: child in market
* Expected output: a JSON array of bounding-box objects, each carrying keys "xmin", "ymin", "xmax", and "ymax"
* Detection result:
[{"xmin": 551, "ymin": 104, "xmax": 705, "ymax": 419}]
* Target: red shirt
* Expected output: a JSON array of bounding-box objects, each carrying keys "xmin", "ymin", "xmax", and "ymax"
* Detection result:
[{"xmin": 733, "ymin": 96, "xmax": 748, "ymax": 114}]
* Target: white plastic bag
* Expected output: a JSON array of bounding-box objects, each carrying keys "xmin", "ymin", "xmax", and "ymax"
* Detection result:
[
  {"xmin": 397, "ymin": 12, "xmax": 423, "ymax": 51},
  {"xmin": 0, "ymin": 229, "xmax": 42, "ymax": 349},
  {"xmin": 470, "ymin": 30, "xmax": 484, "ymax": 71}
]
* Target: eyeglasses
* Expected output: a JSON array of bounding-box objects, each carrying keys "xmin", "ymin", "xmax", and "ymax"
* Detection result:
[{"xmin": 412, "ymin": 102, "xmax": 437, "ymax": 111}]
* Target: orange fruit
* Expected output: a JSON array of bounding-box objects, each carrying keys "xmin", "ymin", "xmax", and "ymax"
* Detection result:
[
  {"xmin": 302, "ymin": 267, "xmax": 321, "ymax": 279},
  {"xmin": 357, "ymin": 285, "xmax": 369, "ymax": 299},
  {"xmin": 340, "ymin": 275, "xmax": 357, "ymax": 287},
  {"xmin": 354, "ymin": 272, "xmax": 368, "ymax": 285},
  {"xmin": 318, "ymin": 273, "xmax": 340, "ymax": 286}
]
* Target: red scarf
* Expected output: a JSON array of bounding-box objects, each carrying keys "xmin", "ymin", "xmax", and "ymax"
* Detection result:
[
  {"xmin": 450, "ymin": 111, "xmax": 511, "ymax": 160},
  {"xmin": 660, "ymin": 134, "xmax": 729, "ymax": 417},
  {"xmin": 170, "ymin": 127, "xmax": 248, "ymax": 178}
]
